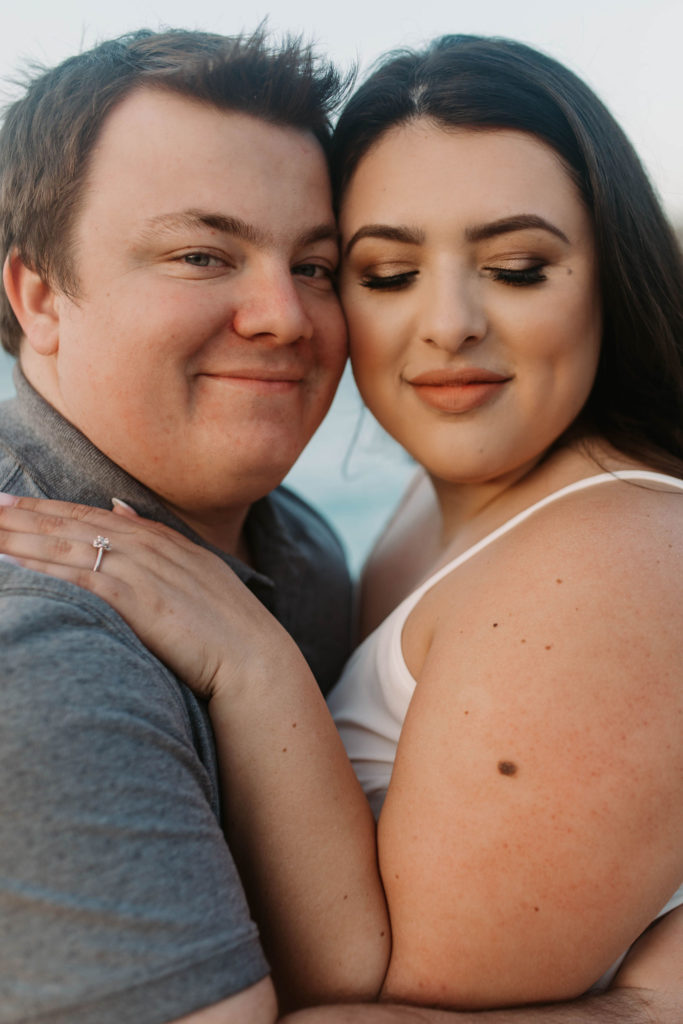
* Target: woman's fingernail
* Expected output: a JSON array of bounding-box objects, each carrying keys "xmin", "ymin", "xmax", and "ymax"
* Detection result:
[
  {"xmin": 112, "ymin": 497, "xmax": 137, "ymax": 512},
  {"xmin": 0, "ymin": 493, "xmax": 19, "ymax": 506},
  {"xmin": 0, "ymin": 554, "xmax": 21, "ymax": 566}
]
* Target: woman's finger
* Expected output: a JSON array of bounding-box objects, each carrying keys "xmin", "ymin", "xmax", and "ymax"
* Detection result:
[
  {"xmin": 0, "ymin": 493, "xmax": 160, "ymax": 542},
  {"xmin": 111, "ymin": 497, "xmax": 140, "ymax": 519},
  {"xmin": 0, "ymin": 491, "xmax": 117, "ymax": 523},
  {"xmin": 0, "ymin": 493, "xmax": 189, "ymax": 561},
  {"xmin": 0, "ymin": 500, "xmax": 132, "ymax": 567},
  {"xmin": 0, "ymin": 493, "xmax": 138, "ymax": 543},
  {"xmin": 0, "ymin": 527, "xmax": 94, "ymax": 570}
]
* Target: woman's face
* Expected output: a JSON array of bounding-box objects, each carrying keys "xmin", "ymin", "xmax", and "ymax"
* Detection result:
[{"xmin": 339, "ymin": 121, "xmax": 602, "ymax": 486}]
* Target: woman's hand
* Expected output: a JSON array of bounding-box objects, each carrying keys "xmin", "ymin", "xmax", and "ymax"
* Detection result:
[
  {"xmin": 0, "ymin": 491, "xmax": 390, "ymax": 1007},
  {"xmin": 0, "ymin": 491, "xmax": 295, "ymax": 701}
]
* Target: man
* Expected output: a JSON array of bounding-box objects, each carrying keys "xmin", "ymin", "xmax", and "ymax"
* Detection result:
[
  {"xmin": 0, "ymin": 28, "xmax": 679, "ymax": 1024},
  {"xmin": 0, "ymin": 29, "xmax": 358, "ymax": 1023}
]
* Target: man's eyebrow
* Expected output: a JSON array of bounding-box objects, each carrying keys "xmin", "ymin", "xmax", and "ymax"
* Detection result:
[
  {"xmin": 344, "ymin": 225, "xmax": 425, "ymax": 258},
  {"xmin": 135, "ymin": 210, "xmax": 338, "ymax": 251},
  {"xmin": 465, "ymin": 215, "xmax": 570, "ymax": 245},
  {"xmin": 136, "ymin": 210, "xmax": 270, "ymax": 246}
]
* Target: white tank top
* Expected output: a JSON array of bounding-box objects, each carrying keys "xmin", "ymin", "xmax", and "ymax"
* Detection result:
[{"xmin": 328, "ymin": 470, "xmax": 683, "ymax": 992}]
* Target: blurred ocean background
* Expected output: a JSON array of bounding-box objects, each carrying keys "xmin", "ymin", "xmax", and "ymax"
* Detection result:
[{"xmin": 0, "ymin": 350, "xmax": 415, "ymax": 575}]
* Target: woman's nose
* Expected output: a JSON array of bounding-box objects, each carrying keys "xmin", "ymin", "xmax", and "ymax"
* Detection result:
[{"xmin": 417, "ymin": 269, "xmax": 487, "ymax": 352}]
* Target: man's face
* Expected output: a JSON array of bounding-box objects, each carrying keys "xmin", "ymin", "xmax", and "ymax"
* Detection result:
[{"xmin": 43, "ymin": 89, "xmax": 347, "ymax": 534}]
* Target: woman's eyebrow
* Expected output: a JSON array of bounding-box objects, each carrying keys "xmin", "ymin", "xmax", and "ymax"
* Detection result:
[
  {"xmin": 344, "ymin": 224, "xmax": 425, "ymax": 257},
  {"xmin": 343, "ymin": 216, "xmax": 569, "ymax": 257},
  {"xmin": 466, "ymin": 214, "xmax": 570, "ymax": 244}
]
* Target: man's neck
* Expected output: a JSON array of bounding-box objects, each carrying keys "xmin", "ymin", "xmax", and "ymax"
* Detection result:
[{"xmin": 164, "ymin": 501, "xmax": 252, "ymax": 564}]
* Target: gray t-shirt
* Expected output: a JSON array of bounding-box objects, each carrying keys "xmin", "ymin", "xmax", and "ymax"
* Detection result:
[{"xmin": 0, "ymin": 369, "xmax": 353, "ymax": 1023}]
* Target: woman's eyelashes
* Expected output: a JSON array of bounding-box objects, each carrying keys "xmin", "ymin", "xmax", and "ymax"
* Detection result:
[
  {"xmin": 360, "ymin": 269, "xmax": 419, "ymax": 291},
  {"xmin": 485, "ymin": 264, "xmax": 548, "ymax": 286},
  {"xmin": 358, "ymin": 263, "xmax": 549, "ymax": 291}
]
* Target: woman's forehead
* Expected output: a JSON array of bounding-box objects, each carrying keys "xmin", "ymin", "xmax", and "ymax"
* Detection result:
[{"xmin": 339, "ymin": 123, "xmax": 587, "ymax": 236}]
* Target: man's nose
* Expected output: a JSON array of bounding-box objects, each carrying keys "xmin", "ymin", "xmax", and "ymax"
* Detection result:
[
  {"xmin": 232, "ymin": 264, "xmax": 314, "ymax": 345},
  {"xmin": 418, "ymin": 269, "xmax": 487, "ymax": 353}
]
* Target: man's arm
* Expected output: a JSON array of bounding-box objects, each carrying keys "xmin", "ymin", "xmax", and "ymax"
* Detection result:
[{"xmin": 0, "ymin": 570, "xmax": 270, "ymax": 1024}]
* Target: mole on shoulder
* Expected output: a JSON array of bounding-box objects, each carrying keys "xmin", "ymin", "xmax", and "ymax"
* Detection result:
[{"xmin": 498, "ymin": 760, "xmax": 518, "ymax": 776}]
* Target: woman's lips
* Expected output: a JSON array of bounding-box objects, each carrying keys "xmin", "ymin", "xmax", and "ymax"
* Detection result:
[{"xmin": 407, "ymin": 368, "xmax": 512, "ymax": 413}]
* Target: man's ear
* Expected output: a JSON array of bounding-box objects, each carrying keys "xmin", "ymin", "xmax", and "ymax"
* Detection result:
[{"xmin": 2, "ymin": 251, "xmax": 60, "ymax": 355}]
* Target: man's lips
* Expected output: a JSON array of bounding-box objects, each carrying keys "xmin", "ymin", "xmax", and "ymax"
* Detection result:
[
  {"xmin": 406, "ymin": 367, "xmax": 512, "ymax": 413},
  {"xmin": 198, "ymin": 369, "xmax": 305, "ymax": 392}
]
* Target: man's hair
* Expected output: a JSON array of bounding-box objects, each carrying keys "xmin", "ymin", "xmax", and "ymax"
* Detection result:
[
  {"xmin": 332, "ymin": 35, "xmax": 683, "ymax": 477},
  {"xmin": 0, "ymin": 27, "xmax": 347, "ymax": 354}
]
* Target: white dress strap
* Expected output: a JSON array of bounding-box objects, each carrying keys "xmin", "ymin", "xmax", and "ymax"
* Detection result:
[{"xmin": 402, "ymin": 471, "xmax": 683, "ymax": 614}]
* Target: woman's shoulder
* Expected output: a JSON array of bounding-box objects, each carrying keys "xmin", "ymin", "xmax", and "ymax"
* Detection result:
[
  {"xmin": 404, "ymin": 457, "xmax": 683, "ymax": 682},
  {"xmin": 361, "ymin": 454, "xmax": 683, "ymax": 637},
  {"xmin": 507, "ymin": 462, "xmax": 683, "ymax": 576}
]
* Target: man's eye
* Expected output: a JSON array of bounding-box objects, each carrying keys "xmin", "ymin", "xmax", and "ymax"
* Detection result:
[
  {"xmin": 293, "ymin": 263, "xmax": 332, "ymax": 280},
  {"xmin": 175, "ymin": 252, "xmax": 228, "ymax": 270},
  {"xmin": 180, "ymin": 252, "xmax": 223, "ymax": 268}
]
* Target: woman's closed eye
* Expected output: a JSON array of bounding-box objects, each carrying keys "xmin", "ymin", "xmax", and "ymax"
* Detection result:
[
  {"xmin": 360, "ymin": 269, "xmax": 419, "ymax": 291},
  {"xmin": 484, "ymin": 263, "xmax": 548, "ymax": 286}
]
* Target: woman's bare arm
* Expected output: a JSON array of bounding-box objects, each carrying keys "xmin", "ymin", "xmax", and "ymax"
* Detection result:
[
  {"xmin": 378, "ymin": 484, "xmax": 683, "ymax": 1008},
  {"xmin": 281, "ymin": 886, "xmax": 683, "ymax": 1022},
  {"xmin": 280, "ymin": 989, "xmax": 656, "ymax": 1023}
]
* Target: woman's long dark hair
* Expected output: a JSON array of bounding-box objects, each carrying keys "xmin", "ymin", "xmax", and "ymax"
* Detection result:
[{"xmin": 332, "ymin": 36, "xmax": 683, "ymax": 476}]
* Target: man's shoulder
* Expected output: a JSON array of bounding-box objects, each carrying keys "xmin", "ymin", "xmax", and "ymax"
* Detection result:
[
  {"xmin": 0, "ymin": 560, "xmax": 155, "ymax": 653},
  {"xmin": 0, "ymin": 562, "xmax": 198, "ymax": 739},
  {"xmin": 0, "ymin": 393, "xmax": 49, "ymax": 497},
  {"xmin": 272, "ymin": 484, "xmax": 347, "ymax": 566},
  {"xmin": 267, "ymin": 487, "xmax": 354, "ymax": 696},
  {"xmin": 0, "ymin": 572, "xmax": 267, "ymax": 1024}
]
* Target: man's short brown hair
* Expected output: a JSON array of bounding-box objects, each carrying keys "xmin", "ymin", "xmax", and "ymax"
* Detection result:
[{"xmin": 0, "ymin": 28, "xmax": 346, "ymax": 354}]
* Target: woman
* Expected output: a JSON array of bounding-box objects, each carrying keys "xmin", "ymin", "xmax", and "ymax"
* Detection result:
[
  {"xmin": 325, "ymin": 35, "xmax": 683, "ymax": 1006},
  {"xmin": 0, "ymin": 35, "xmax": 681, "ymax": 1014}
]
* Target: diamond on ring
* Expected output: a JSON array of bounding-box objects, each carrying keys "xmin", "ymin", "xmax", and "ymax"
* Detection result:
[{"xmin": 92, "ymin": 535, "xmax": 111, "ymax": 573}]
